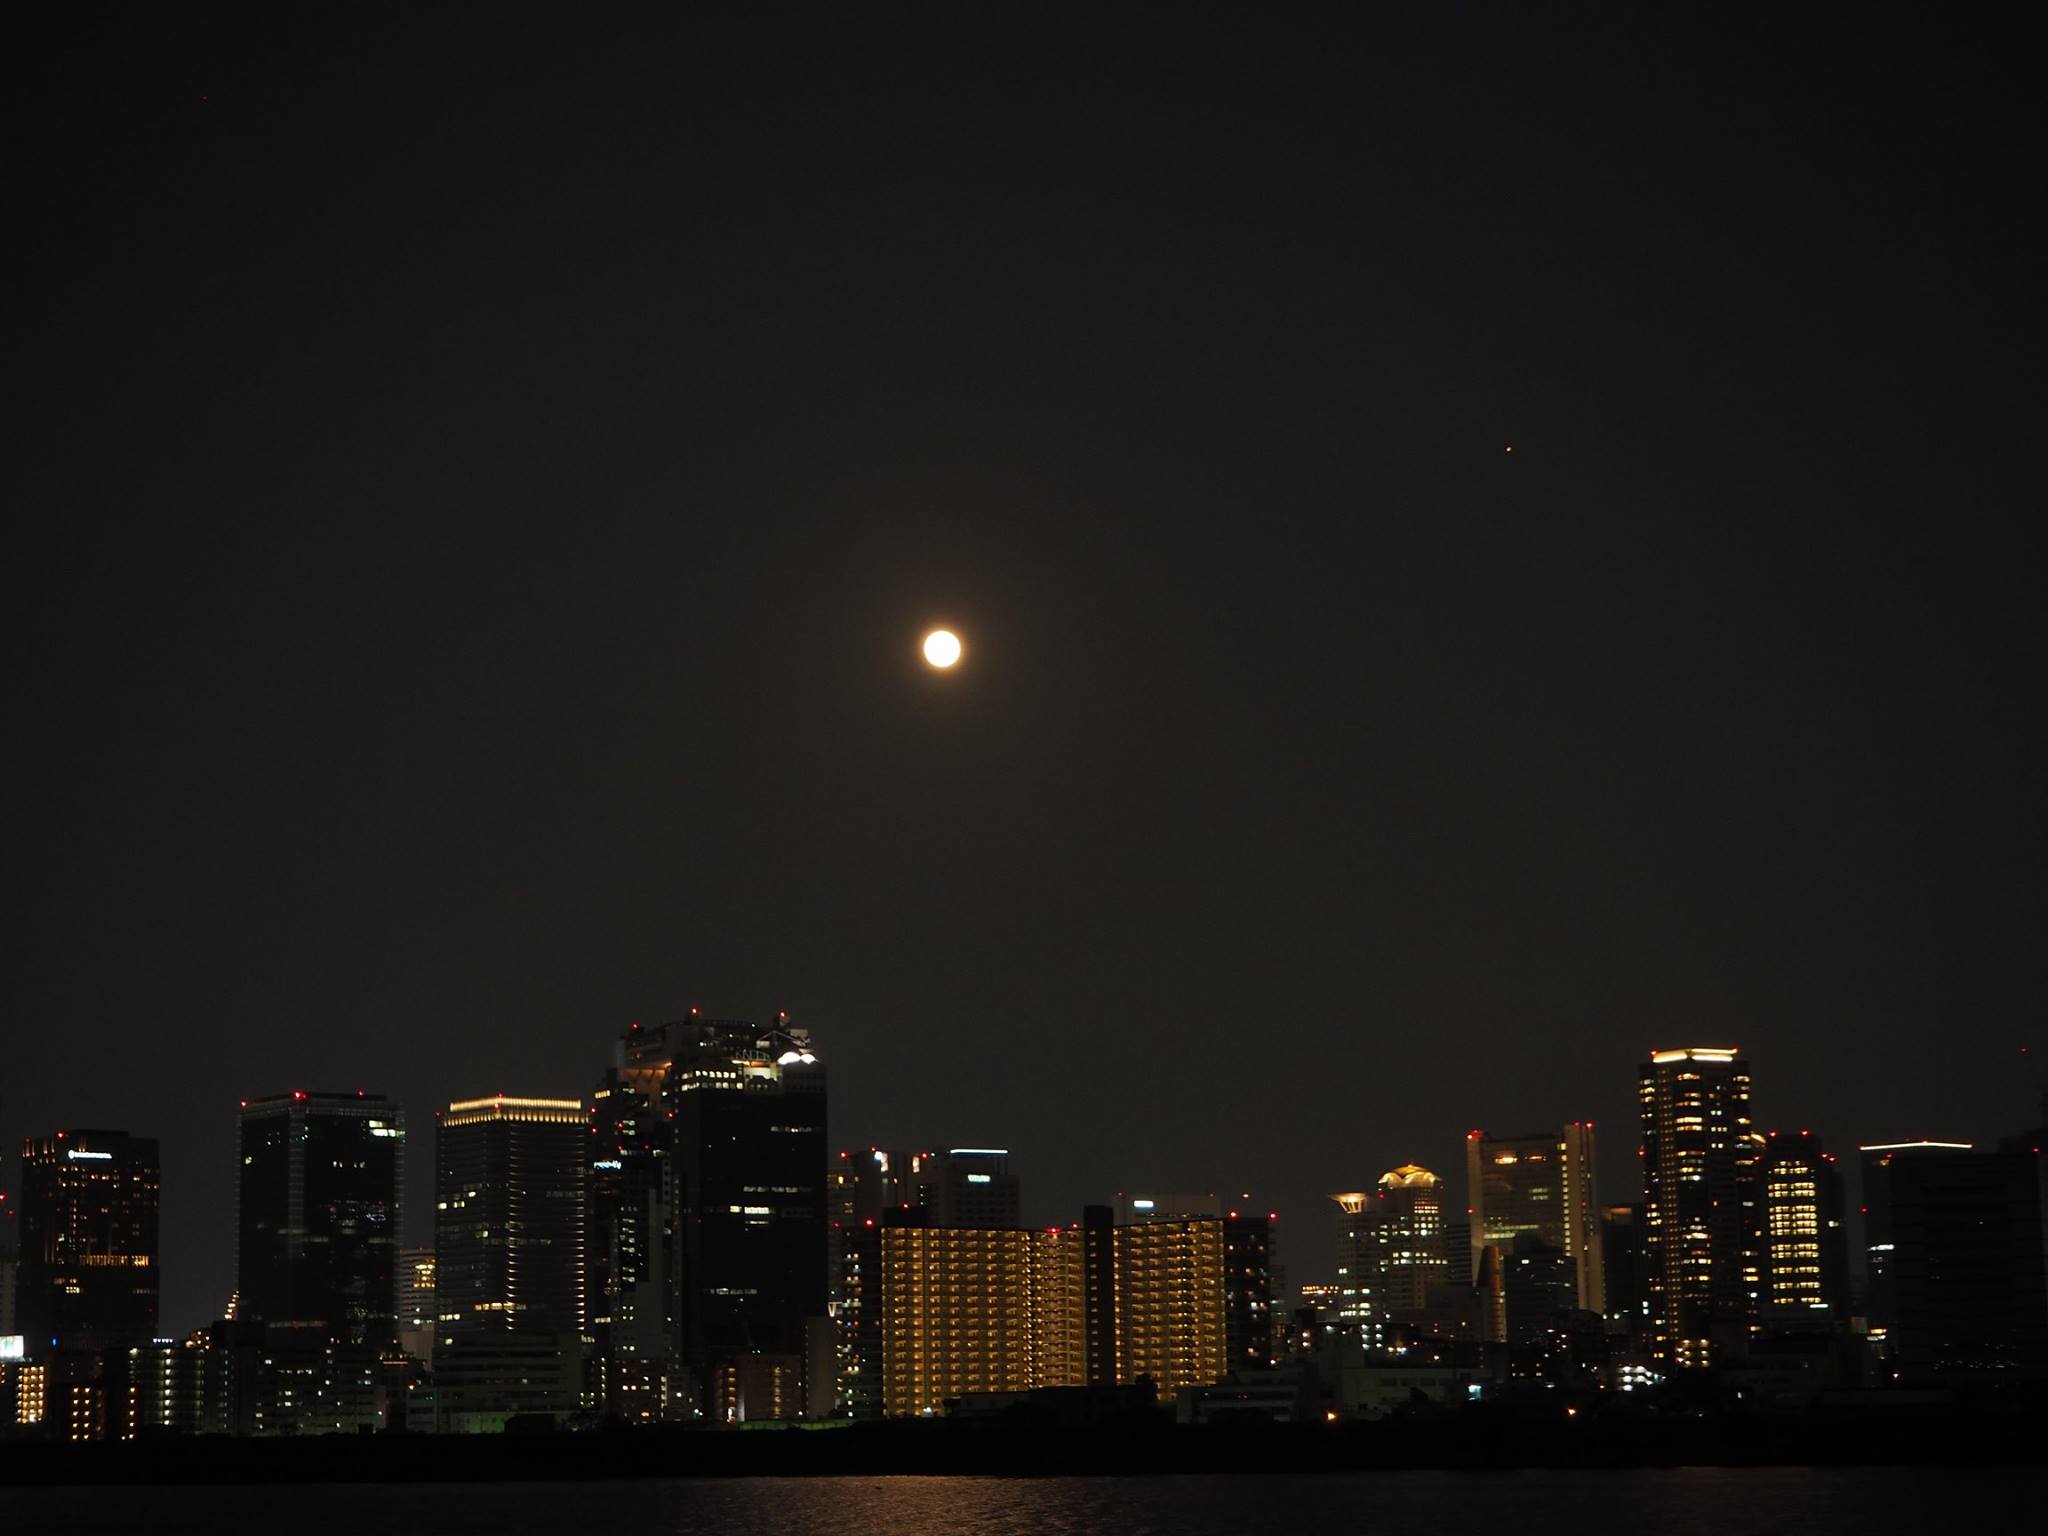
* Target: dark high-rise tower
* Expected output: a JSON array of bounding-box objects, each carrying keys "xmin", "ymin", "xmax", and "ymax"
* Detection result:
[
  {"xmin": 1637, "ymin": 1047, "xmax": 1762, "ymax": 1368},
  {"xmin": 615, "ymin": 1011, "xmax": 827, "ymax": 1397},
  {"xmin": 434, "ymin": 1095, "xmax": 587, "ymax": 1339},
  {"xmin": 16, "ymin": 1131, "xmax": 159, "ymax": 1359},
  {"xmin": 1221, "ymin": 1210, "xmax": 1274, "ymax": 1370},
  {"xmin": 589, "ymin": 1060, "xmax": 675, "ymax": 1421},
  {"xmin": 1860, "ymin": 1138, "xmax": 2048, "ymax": 1382},
  {"xmin": 236, "ymin": 1092, "xmax": 403, "ymax": 1349},
  {"xmin": 431, "ymin": 1094, "xmax": 587, "ymax": 1432}
]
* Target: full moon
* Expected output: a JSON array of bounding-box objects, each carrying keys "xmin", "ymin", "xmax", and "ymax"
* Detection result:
[{"xmin": 922, "ymin": 629, "xmax": 963, "ymax": 668}]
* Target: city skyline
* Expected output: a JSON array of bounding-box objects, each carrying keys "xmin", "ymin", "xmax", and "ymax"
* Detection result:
[
  {"xmin": 7, "ymin": 1021, "xmax": 2043, "ymax": 1436},
  {"xmin": 12, "ymin": 0, "xmax": 2041, "ymax": 1396},
  {"xmin": 10, "ymin": 1022, "xmax": 2038, "ymax": 1340}
]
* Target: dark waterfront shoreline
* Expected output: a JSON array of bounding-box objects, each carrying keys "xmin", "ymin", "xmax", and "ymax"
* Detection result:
[{"xmin": 4, "ymin": 1408, "xmax": 2042, "ymax": 1486}]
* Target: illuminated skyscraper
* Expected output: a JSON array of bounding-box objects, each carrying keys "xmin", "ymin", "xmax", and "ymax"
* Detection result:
[
  {"xmin": 1373, "ymin": 1165, "xmax": 1449, "ymax": 1322},
  {"xmin": 1331, "ymin": 1190, "xmax": 1381, "ymax": 1347},
  {"xmin": 1759, "ymin": 1131, "xmax": 1848, "ymax": 1325},
  {"xmin": 1113, "ymin": 1216, "xmax": 1227, "ymax": 1399},
  {"xmin": 874, "ymin": 1219, "xmax": 1081, "ymax": 1417},
  {"xmin": 236, "ymin": 1092, "xmax": 403, "ymax": 1350},
  {"xmin": 1637, "ymin": 1048, "xmax": 1762, "ymax": 1368},
  {"xmin": 16, "ymin": 1131, "xmax": 159, "ymax": 1359}
]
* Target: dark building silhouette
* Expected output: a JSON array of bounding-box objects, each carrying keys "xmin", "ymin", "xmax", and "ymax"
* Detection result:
[
  {"xmin": 1222, "ymin": 1211, "xmax": 1274, "ymax": 1370},
  {"xmin": 1638, "ymin": 1048, "xmax": 1762, "ymax": 1367},
  {"xmin": 612, "ymin": 1010, "xmax": 827, "ymax": 1411},
  {"xmin": 1501, "ymin": 1233, "xmax": 1575, "ymax": 1346},
  {"xmin": 1860, "ymin": 1138, "xmax": 2048, "ymax": 1383},
  {"xmin": 16, "ymin": 1131, "xmax": 159, "ymax": 1359},
  {"xmin": 925, "ymin": 1149, "xmax": 1021, "ymax": 1228},
  {"xmin": 1759, "ymin": 1130, "xmax": 1849, "ymax": 1327},
  {"xmin": 236, "ymin": 1092, "xmax": 403, "ymax": 1350},
  {"xmin": 435, "ymin": 1095, "xmax": 586, "ymax": 1337},
  {"xmin": 1601, "ymin": 1202, "xmax": 1648, "ymax": 1336},
  {"xmin": 433, "ymin": 1093, "xmax": 587, "ymax": 1431}
]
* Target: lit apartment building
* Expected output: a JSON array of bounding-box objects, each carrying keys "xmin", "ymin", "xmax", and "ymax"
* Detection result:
[{"xmin": 1638, "ymin": 1047, "xmax": 1763, "ymax": 1368}]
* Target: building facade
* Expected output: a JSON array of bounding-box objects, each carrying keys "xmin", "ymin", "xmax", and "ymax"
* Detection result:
[{"xmin": 1759, "ymin": 1131, "xmax": 1849, "ymax": 1326}]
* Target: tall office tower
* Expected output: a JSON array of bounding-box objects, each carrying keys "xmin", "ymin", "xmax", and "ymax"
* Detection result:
[
  {"xmin": 1861, "ymin": 1138, "xmax": 2048, "ymax": 1382},
  {"xmin": 1373, "ymin": 1165, "xmax": 1450, "ymax": 1321},
  {"xmin": 1222, "ymin": 1211, "xmax": 1274, "ymax": 1370},
  {"xmin": 1466, "ymin": 1124, "xmax": 1605, "ymax": 1315},
  {"xmin": 926, "ymin": 1149, "xmax": 1021, "ymax": 1227},
  {"xmin": 434, "ymin": 1095, "xmax": 586, "ymax": 1336},
  {"xmin": 1115, "ymin": 1216, "xmax": 1227, "ymax": 1399},
  {"xmin": 433, "ymin": 1094, "xmax": 586, "ymax": 1431},
  {"xmin": 236, "ymin": 1092, "xmax": 403, "ymax": 1349},
  {"xmin": 16, "ymin": 1132, "xmax": 160, "ymax": 1359},
  {"xmin": 1759, "ymin": 1131, "xmax": 1849, "ymax": 1325},
  {"xmin": 1331, "ymin": 1190, "xmax": 1381, "ymax": 1348},
  {"xmin": 396, "ymin": 1248, "xmax": 435, "ymax": 1362},
  {"xmin": 621, "ymin": 1011, "xmax": 828, "ymax": 1402},
  {"xmin": 1637, "ymin": 1048, "xmax": 1762, "ymax": 1367},
  {"xmin": 588, "ymin": 1060, "xmax": 675, "ymax": 1421}
]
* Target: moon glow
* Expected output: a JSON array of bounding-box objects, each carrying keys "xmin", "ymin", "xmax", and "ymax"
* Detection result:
[{"xmin": 922, "ymin": 629, "xmax": 963, "ymax": 668}]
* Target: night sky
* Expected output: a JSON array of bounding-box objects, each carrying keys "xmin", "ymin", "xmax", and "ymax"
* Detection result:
[{"xmin": 12, "ymin": 4, "xmax": 2042, "ymax": 1332}]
